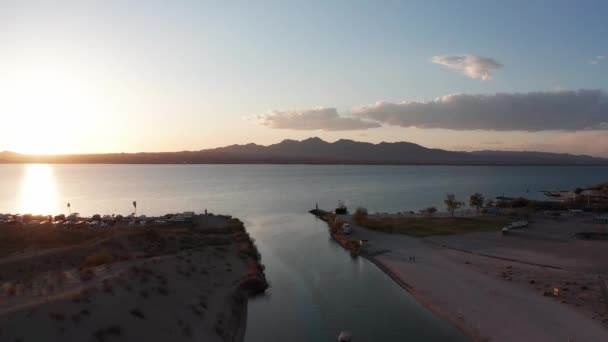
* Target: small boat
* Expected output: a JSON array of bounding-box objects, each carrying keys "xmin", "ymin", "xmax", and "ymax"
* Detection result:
[{"xmin": 338, "ymin": 331, "xmax": 352, "ymax": 341}]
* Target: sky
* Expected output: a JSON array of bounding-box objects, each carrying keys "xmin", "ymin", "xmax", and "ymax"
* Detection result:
[{"xmin": 0, "ymin": 0, "xmax": 607, "ymax": 156}]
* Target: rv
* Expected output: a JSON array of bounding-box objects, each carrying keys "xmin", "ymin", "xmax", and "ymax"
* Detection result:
[{"xmin": 342, "ymin": 223, "xmax": 353, "ymax": 234}]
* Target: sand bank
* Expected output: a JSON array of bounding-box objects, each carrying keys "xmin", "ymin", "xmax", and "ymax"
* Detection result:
[
  {"xmin": 0, "ymin": 214, "xmax": 267, "ymax": 342},
  {"xmin": 341, "ymin": 217, "xmax": 608, "ymax": 342}
]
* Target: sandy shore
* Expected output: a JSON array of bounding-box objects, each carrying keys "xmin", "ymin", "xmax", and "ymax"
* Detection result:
[
  {"xmin": 0, "ymin": 214, "xmax": 267, "ymax": 342},
  {"xmin": 344, "ymin": 217, "xmax": 608, "ymax": 342}
]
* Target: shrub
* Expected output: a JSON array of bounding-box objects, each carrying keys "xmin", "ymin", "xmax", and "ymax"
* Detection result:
[
  {"xmin": 420, "ymin": 206, "xmax": 437, "ymax": 217},
  {"xmin": 82, "ymin": 250, "xmax": 114, "ymax": 269},
  {"xmin": 353, "ymin": 207, "xmax": 368, "ymax": 224},
  {"xmin": 130, "ymin": 308, "xmax": 145, "ymax": 319},
  {"xmin": 79, "ymin": 269, "xmax": 95, "ymax": 282},
  {"xmin": 511, "ymin": 197, "xmax": 529, "ymax": 208}
]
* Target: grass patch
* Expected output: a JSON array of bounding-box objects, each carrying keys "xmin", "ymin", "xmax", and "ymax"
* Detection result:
[{"xmin": 361, "ymin": 217, "xmax": 508, "ymax": 237}]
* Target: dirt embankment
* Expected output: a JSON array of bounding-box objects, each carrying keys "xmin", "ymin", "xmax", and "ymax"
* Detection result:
[{"xmin": 0, "ymin": 215, "xmax": 268, "ymax": 342}]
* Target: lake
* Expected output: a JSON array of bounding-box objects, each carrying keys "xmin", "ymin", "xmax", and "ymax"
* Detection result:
[{"xmin": 1, "ymin": 164, "xmax": 606, "ymax": 341}]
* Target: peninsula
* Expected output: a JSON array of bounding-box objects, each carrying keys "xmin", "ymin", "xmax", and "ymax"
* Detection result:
[{"xmin": 0, "ymin": 212, "xmax": 268, "ymax": 342}]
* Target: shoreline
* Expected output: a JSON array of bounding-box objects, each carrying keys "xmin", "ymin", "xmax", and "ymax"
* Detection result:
[
  {"xmin": 0, "ymin": 213, "xmax": 268, "ymax": 341},
  {"xmin": 362, "ymin": 252, "xmax": 484, "ymax": 341},
  {"xmin": 312, "ymin": 210, "xmax": 477, "ymax": 339},
  {"xmin": 362, "ymin": 237, "xmax": 608, "ymax": 341},
  {"xmin": 313, "ymin": 210, "xmax": 608, "ymax": 341}
]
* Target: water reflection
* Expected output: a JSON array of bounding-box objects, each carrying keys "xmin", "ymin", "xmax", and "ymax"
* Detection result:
[{"xmin": 18, "ymin": 164, "xmax": 59, "ymax": 215}]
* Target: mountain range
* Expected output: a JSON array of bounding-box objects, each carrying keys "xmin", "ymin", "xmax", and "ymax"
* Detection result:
[{"xmin": 1, "ymin": 138, "xmax": 607, "ymax": 165}]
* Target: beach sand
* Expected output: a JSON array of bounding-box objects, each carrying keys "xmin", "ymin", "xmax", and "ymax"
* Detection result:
[{"xmin": 345, "ymin": 217, "xmax": 608, "ymax": 342}]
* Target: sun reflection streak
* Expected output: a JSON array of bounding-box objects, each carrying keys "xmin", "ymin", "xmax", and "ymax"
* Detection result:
[{"xmin": 18, "ymin": 164, "xmax": 59, "ymax": 215}]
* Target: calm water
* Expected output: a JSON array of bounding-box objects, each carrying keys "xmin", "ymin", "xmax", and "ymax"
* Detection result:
[{"xmin": 1, "ymin": 164, "xmax": 607, "ymax": 341}]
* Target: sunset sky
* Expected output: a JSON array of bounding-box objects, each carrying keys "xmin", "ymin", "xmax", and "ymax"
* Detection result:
[{"xmin": 0, "ymin": 1, "xmax": 607, "ymax": 156}]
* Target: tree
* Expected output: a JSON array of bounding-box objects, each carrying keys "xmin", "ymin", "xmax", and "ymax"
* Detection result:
[
  {"xmin": 353, "ymin": 207, "xmax": 368, "ymax": 224},
  {"xmin": 444, "ymin": 193, "xmax": 463, "ymax": 217},
  {"xmin": 419, "ymin": 206, "xmax": 437, "ymax": 217},
  {"xmin": 485, "ymin": 198, "xmax": 495, "ymax": 208},
  {"xmin": 469, "ymin": 193, "xmax": 484, "ymax": 213},
  {"xmin": 574, "ymin": 187, "xmax": 583, "ymax": 195}
]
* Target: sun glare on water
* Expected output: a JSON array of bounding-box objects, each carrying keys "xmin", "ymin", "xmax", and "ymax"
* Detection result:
[{"xmin": 18, "ymin": 164, "xmax": 60, "ymax": 215}]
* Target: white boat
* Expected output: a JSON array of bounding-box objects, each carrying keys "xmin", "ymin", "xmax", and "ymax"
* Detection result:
[{"xmin": 338, "ymin": 331, "xmax": 352, "ymax": 341}]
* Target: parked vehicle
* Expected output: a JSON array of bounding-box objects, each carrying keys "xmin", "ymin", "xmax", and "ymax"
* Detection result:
[
  {"xmin": 504, "ymin": 221, "xmax": 528, "ymax": 230},
  {"xmin": 342, "ymin": 223, "xmax": 353, "ymax": 234}
]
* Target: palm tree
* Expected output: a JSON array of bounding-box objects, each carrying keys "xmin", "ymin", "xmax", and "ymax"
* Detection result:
[
  {"xmin": 67, "ymin": 202, "xmax": 71, "ymax": 215},
  {"xmin": 133, "ymin": 201, "xmax": 137, "ymax": 216}
]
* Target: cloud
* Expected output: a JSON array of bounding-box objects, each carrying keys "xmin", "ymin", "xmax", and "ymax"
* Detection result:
[
  {"xmin": 354, "ymin": 89, "xmax": 608, "ymax": 131},
  {"xmin": 256, "ymin": 107, "xmax": 381, "ymax": 131},
  {"xmin": 591, "ymin": 55, "xmax": 606, "ymax": 65},
  {"xmin": 431, "ymin": 55, "xmax": 502, "ymax": 80}
]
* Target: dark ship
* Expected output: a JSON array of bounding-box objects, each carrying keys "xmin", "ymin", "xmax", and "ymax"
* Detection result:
[{"xmin": 335, "ymin": 200, "xmax": 348, "ymax": 215}]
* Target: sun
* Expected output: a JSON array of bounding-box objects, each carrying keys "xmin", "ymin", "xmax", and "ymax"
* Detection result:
[
  {"xmin": 1, "ymin": 58, "xmax": 112, "ymax": 155},
  {"xmin": 5, "ymin": 69, "xmax": 87, "ymax": 154}
]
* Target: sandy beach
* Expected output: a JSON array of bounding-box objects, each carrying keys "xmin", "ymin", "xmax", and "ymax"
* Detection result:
[
  {"xmin": 0, "ymin": 214, "xmax": 267, "ymax": 342},
  {"xmin": 343, "ymin": 214, "xmax": 608, "ymax": 342}
]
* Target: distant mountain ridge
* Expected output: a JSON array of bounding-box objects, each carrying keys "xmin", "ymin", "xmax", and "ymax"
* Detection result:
[{"xmin": 1, "ymin": 137, "xmax": 607, "ymax": 165}]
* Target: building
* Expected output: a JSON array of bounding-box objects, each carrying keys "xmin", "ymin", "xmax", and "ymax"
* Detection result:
[{"xmin": 594, "ymin": 214, "xmax": 608, "ymax": 224}]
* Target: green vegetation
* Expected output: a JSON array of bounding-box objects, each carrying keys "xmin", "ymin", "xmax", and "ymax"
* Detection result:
[
  {"xmin": 469, "ymin": 192, "xmax": 484, "ymax": 213},
  {"xmin": 419, "ymin": 206, "xmax": 437, "ymax": 217},
  {"xmin": 360, "ymin": 216, "xmax": 508, "ymax": 237},
  {"xmin": 589, "ymin": 182, "xmax": 608, "ymax": 191},
  {"xmin": 444, "ymin": 193, "xmax": 464, "ymax": 216},
  {"xmin": 353, "ymin": 207, "xmax": 368, "ymax": 224}
]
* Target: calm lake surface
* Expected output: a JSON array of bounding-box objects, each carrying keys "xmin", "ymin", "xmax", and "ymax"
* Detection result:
[{"xmin": 1, "ymin": 164, "xmax": 607, "ymax": 341}]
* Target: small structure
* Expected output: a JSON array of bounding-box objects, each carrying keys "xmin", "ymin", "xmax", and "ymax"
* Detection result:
[
  {"xmin": 595, "ymin": 214, "xmax": 608, "ymax": 224},
  {"xmin": 167, "ymin": 212, "xmax": 195, "ymax": 223}
]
